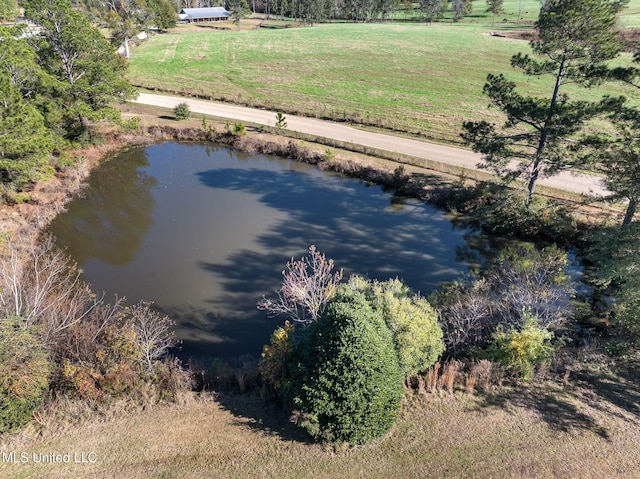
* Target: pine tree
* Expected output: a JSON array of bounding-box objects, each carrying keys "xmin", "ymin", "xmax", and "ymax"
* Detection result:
[
  {"xmin": 23, "ymin": 0, "xmax": 135, "ymax": 141},
  {"xmin": 462, "ymin": 0, "xmax": 624, "ymax": 204}
]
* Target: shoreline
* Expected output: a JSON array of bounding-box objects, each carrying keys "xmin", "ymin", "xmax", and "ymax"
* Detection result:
[{"xmin": 1, "ymin": 103, "xmax": 619, "ymax": 243}]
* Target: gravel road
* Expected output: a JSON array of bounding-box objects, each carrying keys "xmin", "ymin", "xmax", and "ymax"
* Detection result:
[{"xmin": 133, "ymin": 92, "xmax": 609, "ymax": 197}]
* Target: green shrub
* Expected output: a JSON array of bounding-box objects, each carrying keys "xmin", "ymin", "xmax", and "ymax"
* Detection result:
[
  {"xmin": 233, "ymin": 122, "xmax": 246, "ymax": 136},
  {"xmin": 173, "ymin": 102, "xmax": 191, "ymax": 120},
  {"xmin": 275, "ymin": 112, "xmax": 287, "ymax": 129},
  {"xmin": 259, "ymin": 320, "xmax": 295, "ymax": 390},
  {"xmin": 284, "ymin": 290, "xmax": 403, "ymax": 444},
  {"xmin": 324, "ymin": 148, "xmax": 335, "ymax": 162},
  {"xmin": 586, "ymin": 223, "xmax": 640, "ymax": 345},
  {"xmin": 121, "ymin": 116, "xmax": 141, "ymax": 131},
  {"xmin": 346, "ymin": 276, "xmax": 444, "ymax": 377},
  {"xmin": 477, "ymin": 192, "xmax": 577, "ymax": 242},
  {"xmin": 392, "ymin": 165, "xmax": 407, "ymax": 190},
  {"xmin": 0, "ymin": 319, "xmax": 51, "ymax": 433},
  {"xmin": 483, "ymin": 313, "xmax": 556, "ymax": 381}
]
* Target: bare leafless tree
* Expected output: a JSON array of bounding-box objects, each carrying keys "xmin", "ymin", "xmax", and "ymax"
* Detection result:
[
  {"xmin": 128, "ymin": 302, "xmax": 176, "ymax": 374},
  {"xmin": 0, "ymin": 233, "xmax": 100, "ymax": 352},
  {"xmin": 257, "ymin": 245, "xmax": 343, "ymax": 325}
]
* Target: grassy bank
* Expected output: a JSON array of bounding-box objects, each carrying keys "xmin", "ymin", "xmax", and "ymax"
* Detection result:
[
  {"xmin": 2, "ymin": 355, "xmax": 640, "ymax": 479},
  {"xmin": 127, "ymin": 8, "xmax": 638, "ymax": 144}
]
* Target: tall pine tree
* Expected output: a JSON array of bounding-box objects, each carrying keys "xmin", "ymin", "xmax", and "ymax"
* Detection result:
[
  {"xmin": 462, "ymin": 0, "xmax": 624, "ymax": 204},
  {"xmin": 23, "ymin": 0, "xmax": 135, "ymax": 141}
]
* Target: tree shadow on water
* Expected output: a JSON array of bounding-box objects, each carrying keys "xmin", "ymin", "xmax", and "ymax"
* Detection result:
[
  {"xmin": 196, "ymin": 165, "xmax": 471, "ymax": 294},
  {"xmin": 193, "ymin": 165, "xmax": 474, "ymax": 362}
]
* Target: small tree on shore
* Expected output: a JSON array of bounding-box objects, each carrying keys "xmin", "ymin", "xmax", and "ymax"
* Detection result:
[{"xmin": 127, "ymin": 302, "xmax": 176, "ymax": 374}]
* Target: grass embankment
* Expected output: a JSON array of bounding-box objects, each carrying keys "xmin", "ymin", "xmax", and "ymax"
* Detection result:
[
  {"xmin": 128, "ymin": 3, "xmax": 639, "ymax": 144},
  {"xmin": 2, "ymin": 355, "xmax": 640, "ymax": 479}
]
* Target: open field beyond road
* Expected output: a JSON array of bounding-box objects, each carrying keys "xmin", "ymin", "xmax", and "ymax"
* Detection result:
[{"xmin": 127, "ymin": 16, "xmax": 638, "ymax": 144}]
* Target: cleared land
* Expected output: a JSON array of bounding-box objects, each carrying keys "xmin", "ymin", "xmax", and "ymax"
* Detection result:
[
  {"xmin": 127, "ymin": 2, "xmax": 639, "ymax": 144},
  {"xmin": 1, "ymin": 358, "xmax": 639, "ymax": 479}
]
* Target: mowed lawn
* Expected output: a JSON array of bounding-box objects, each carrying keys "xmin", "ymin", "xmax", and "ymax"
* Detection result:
[{"xmin": 128, "ymin": 10, "xmax": 638, "ymax": 143}]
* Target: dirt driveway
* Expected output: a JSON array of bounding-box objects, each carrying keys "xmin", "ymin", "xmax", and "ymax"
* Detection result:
[{"xmin": 133, "ymin": 92, "xmax": 609, "ymax": 197}]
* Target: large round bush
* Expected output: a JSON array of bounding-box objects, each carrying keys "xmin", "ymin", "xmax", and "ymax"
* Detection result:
[
  {"xmin": 285, "ymin": 290, "xmax": 404, "ymax": 444},
  {"xmin": 346, "ymin": 276, "xmax": 445, "ymax": 377}
]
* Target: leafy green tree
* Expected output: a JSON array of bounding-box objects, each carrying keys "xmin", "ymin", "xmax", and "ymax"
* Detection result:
[
  {"xmin": 581, "ymin": 101, "xmax": 640, "ymax": 227},
  {"xmin": 144, "ymin": 0, "xmax": 177, "ymax": 31},
  {"xmin": 284, "ymin": 290, "xmax": 403, "ymax": 444},
  {"xmin": 0, "ymin": 75, "xmax": 57, "ymax": 193},
  {"xmin": 583, "ymin": 43, "xmax": 640, "ymax": 227},
  {"xmin": 0, "ymin": 26, "xmax": 58, "ymax": 194},
  {"xmin": 23, "ymin": 0, "xmax": 135, "ymax": 141},
  {"xmin": 588, "ymin": 223, "xmax": 640, "ymax": 343},
  {"xmin": 345, "ymin": 276, "xmax": 444, "ymax": 377},
  {"xmin": 462, "ymin": 0, "xmax": 623, "ymax": 204},
  {"xmin": 419, "ymin": 0, "xmax": 443, "ymax": 23},
  {"xmin": 452, "ymin": 0, "xmax": 472, "ymax": 21},
  {"xmin": 105, "ymin": 10, "xmax": 138, "ymax": 47},
  {"xmin": 227, "ymin": 0, "xmax": 250, "ymax": 28},
  {"xmin": 0, "ymin": 0, "xmax": 18, "ymax": 21}
]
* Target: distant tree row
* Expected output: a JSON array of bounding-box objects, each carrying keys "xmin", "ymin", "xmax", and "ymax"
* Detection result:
[{"xmin": 244, "ymin": 0, "xmax": 474, "ymax": 24}]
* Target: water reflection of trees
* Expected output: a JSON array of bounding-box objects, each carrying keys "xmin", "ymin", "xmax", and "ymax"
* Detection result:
[
  {"xmin": 196, "ymin": 165, "xmax": 473, "ymax": 355},
  {"xmin": 48, "ymin": 147, "xmax": 157, "ymax": 266},
  {"xmin": 49, "ymin": 143, "xmax": 505, "ymax": 360}
]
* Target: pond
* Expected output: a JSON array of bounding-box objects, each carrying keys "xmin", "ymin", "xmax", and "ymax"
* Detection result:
[{"xmin": 49, "ymin": 142, "xmax": 477, "ymax": 360}]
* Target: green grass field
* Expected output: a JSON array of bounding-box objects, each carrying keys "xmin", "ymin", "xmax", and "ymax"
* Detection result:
[
  {"xmin": 128, "ymin": 1, "xmax": 639, "ymax": 143},
  {"xmin": 127, "ymin": 24, "xmax": 632, "ymax": 143}
]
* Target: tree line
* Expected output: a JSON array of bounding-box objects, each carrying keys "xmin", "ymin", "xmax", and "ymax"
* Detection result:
[
  {"xmin": 241, "ymin": 0, "xmax": 475, "ymax": 24},
  {"xmin": 68, "ymin": 0, "xmax": 478, "ymax": 27},
  {"xmin": 0, "ymin": 0, "xmax": 135, "ymax": 201}
]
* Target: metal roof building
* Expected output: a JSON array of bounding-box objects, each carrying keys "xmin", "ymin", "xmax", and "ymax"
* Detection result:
[{"xmin": 179, "ymin": 7, "xmax": 230, "ymax": 22}]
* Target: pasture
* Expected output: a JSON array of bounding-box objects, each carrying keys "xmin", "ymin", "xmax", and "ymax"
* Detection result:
[{"xmin": 128, "ymin": 1, "xmax": 639, "ymax": 143}]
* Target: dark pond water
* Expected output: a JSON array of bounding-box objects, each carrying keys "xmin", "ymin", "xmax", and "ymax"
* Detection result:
[{"xmin": 49, "ymin": 142, "xmax": 477, "ymax": 360}]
